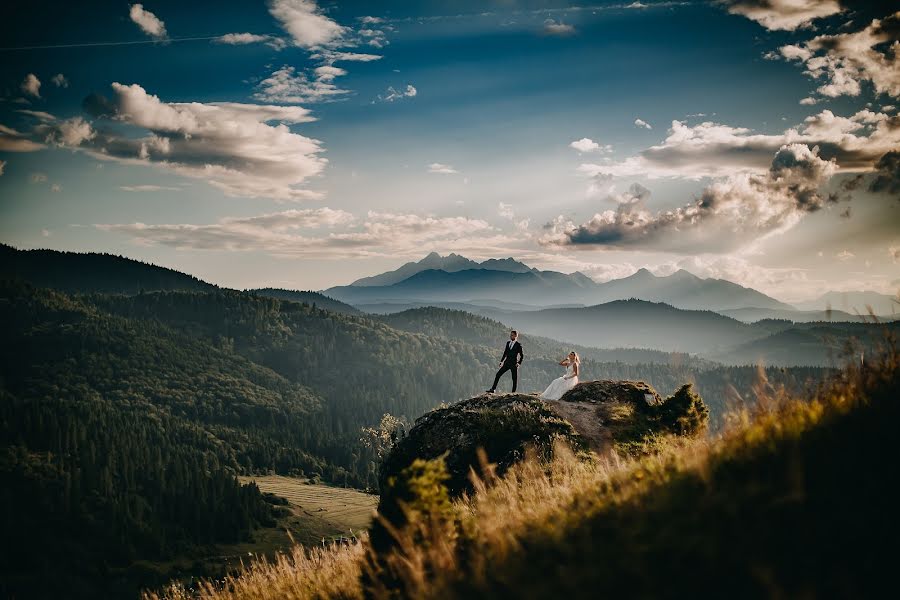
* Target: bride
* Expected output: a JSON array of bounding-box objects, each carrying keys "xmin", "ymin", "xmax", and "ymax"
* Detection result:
[{"xmin": 540, "ymin": 352, "xmax": 580, "ymax": 401}]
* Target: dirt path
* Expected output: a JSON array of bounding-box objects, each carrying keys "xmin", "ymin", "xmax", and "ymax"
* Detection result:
[{"xmin": 544, "ymin": 399, "xmax": 611, "ymax": 454}]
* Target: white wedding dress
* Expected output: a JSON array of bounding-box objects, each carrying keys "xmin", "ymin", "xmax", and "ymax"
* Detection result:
[{"xmin": 541, "ymin": 362, "xmax": 578, "ymax": 400}]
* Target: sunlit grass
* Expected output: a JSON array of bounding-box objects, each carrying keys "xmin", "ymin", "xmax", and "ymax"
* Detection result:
[{"xmin": 149, "ymin": 334, "xmax": 897, "ymax": 599}]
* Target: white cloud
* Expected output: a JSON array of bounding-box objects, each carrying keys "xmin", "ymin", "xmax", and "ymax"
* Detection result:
[
  {"xmin": 79, "ymin": 83, "xmax": 326, "ymax": 201},
  {"xmin": 634, "ymin": 118, "xmax": 652, "ymax": 129},
  {"xmin": 358, "ymin": 16, "xmax": 383, "ymax": 25},
  {"xmin": 569, "ymin": 137, "xmax": 611, "ymax": 153},
  {"xmin": 547, "ymin": 145, "xmax": 839, "ymax": 253},
  {"xmin": 21, "ymin": 73, "xmax": 41, "ymax": 98},
  {"xmin": 120, "ymin": 185, "xmax": 181, "ymax": 192},
  {"xmin": 579, "ymin": 109, "xmax": 900, "ymax": 180},
  {"xmin": 30, "ymin": 173, "xmax": 48, "ymax": 183},
  {"xmin": 543, "ymin": 19, "xmax": 575, "ymax": 35},
  {"xmin": 41, "ymin": 229, "xmax": 51, "ymax": 237},
  {"xmin": 427, "ymin": 162, "xmax": 458, "ymax": 174},
  {"xmin": 312, "ymin": 50, "xmax": 382, "ymax": 64},
  {"xmin": 51, "ymin": 73, "xmax": 68, "ymax": 88},
  {"xmin": 376, "ymin": 84, "xmax": 417, "ymax": 102},
  {"xmin": 254, "ymin": 65, "xmax": 350, "ymax": 104},
  {"xmin": 97, "ymin": 209, "xmax": 496, "ymax": 259},
  {"xmin": 799, "ymin": 96, "xmax": 817, "ymax": 105},
  {"xmin": 0, "ymin": 124, "xmax": 44, "ymax": 152},
  {"xmin": 721, "ymin": 0, "xmax": 843, "ymax": 31},
  {"xmin": 214, "ymin": 33, "xmax": 286, "ymax": 50},
  {"xmin": 358, "ymin": 28, "xmax": 388, "ymax": 48},
  {"xmin": 268, "ymin": 0, "xmax": 346, "ymax": 49},
  {"xmin": 45, "ymin": 116, "xmax": 96, "ymax": 147},
  {"xmin": 129, "ymin": 4, "xmax": 167, "ymax": 39},
  {"xmin": 780, "ymin": 12, "xmax": 900, "ymax": 99},
  {"xmin": 836, "ymin": 249, "xmax": 855, "ymax": 262},
  {"xmin": 498, "ymin": 202, "xmax": 515, "ymax": 220},
  {"xmin": 17, "ymin": 109, "xmax": 56, "ymax": 122},
  {"xmin": 50, "ymin": 183, "xmax": 62, "ymax": 193}
]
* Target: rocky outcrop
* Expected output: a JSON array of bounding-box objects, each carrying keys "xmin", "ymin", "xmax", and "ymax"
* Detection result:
[
  {"xmin": 378, "ymin": 393, "xmax": 585, "ymax": 499},
  {"xmin": 379, "ymin": 379, "xmax": 708, "ymax": 502}
]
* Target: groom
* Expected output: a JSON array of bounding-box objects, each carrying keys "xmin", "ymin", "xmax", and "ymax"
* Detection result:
[{"xmin": 487, "ymin": 330, "xmax": 524, "ymax": 393}]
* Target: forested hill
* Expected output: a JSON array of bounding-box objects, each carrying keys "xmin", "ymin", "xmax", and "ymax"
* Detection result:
[
  {"xmin": 376, "ymin": 306, "xmax": 709, "ymax": 368},
  {"xmin": 0, "ymin": 244, "xmax": 216, "ymax": 295},
  {"xmin": 0, "ymin": 280, "xmax": 332, "ymax": 598},
  {"xmin": 2, "ymin": 281, "xmax": 833, "ymax": 597},
  {"xmin": 247, "ymin": 287, "xmax": 361, "ymax": 315}
]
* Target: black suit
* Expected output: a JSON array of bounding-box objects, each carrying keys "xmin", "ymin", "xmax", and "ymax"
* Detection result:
[{"xmin": 489, "ymin": 339, "xmax": 524, "ymax": 392}]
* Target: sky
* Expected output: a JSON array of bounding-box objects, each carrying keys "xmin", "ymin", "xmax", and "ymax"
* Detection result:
[{"xmin": 0, "ymin": 0, "xmax": 898, "ymax": 302}]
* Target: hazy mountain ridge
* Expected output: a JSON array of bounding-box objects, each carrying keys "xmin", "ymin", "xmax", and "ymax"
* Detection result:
[
  {"xmin": 327, "ymin": 254, "xmax": 794, "ymax": 312},
  {"xmin": 794, "ymin": 290, "xmax": 898, "ymax": 316}
]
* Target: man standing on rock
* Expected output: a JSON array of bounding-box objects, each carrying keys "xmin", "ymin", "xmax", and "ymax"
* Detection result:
[{"xmin": 487, "ymin": 330, "xmax": 524, "ymax": 394}]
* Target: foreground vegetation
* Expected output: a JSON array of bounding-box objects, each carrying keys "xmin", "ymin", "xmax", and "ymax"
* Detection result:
[{"xmin": 148, "ymin": 339, "xmax": 897, "ymax": 599}]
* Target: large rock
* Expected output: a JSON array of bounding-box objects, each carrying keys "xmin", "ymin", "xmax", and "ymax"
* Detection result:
[
  {"xmin": 379, "ymin": 379, "xmax": 708, "ymax": 502},
  {"xmin": 378, "ymin": 392, "xmax": 585, "ymax": 499}
]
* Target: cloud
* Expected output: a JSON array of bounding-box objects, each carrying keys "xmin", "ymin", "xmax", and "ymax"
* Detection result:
[
  {"xmin": 890, "ymin": 245, "xmax": 900, "ymax": 263},
  {"xmin": 720, "ymin": 0, "xmax": 843, "ymax": 31},
  {"xmin": 30, "ymin": 173, "xmax": 48, "ymax": 183},
  {"xmin": 569, "ymin": 137, "xmax": 611, "ymax": 153},
  {"xmin": 869, "ymin": 150, "xmax": 900, "ymax": 195},
  {"xmin": 75, "ymin": 83, "xmax": 326, "ymax": 201},
  {"xmin": 376, "ymin": 84, "xmax": 417, "ymax": 102},
  {"xmin": 0, "ymin": 124, "xmax": 44, "ymax": 152},
  {"xmin": 44, "ymin": 116, "xmax": 96, "ymax": 147},
  {"xmin": 311, "ymin": 50, "xmax": 382, "ymax": 64},
  {"xmin": 254, "ymin": 65, "xmax": 350, "ymax": 104},
  {"xmin": 358, "ymin": 16, "xmax": 383, "ymax": 25},
  {"xmin": 97, "ymin": 209, "xmax": 495, "ymax": 258},
  {"xmin": 17, "ymin": 109, "xmax": 56, "ymax": 122},
  {"xmin": 543, "ymin": 19, "xmax": 575, "ymax": 35},
  {"xmin": 779, "ymin": 12, "xmax": 900, "ymax": 99},
  {"xmin": 634, "ymin": 118, "xmax": 652, "ymax": 129},
  {"xmin": 358, "ymin": 27, "xmax": 388, "ymax": 48},
  {"xmin": 836, "ymin": 249, "xmax": 855, "ymax": 261},
  {"xmin": 214, "ymin": 33, "xmax": 287, "ymax": 50},
  {"xmin": 41, "ymin": 229, "xmax": 50, "ymax": 237},
  {"xmin": 497, "ymin": 202, "xmax": 530, "ymax": 231},
  {"xmin": 120, "ymin": 185, "xmax": 181, "ymax": 192},
  {"xmin": 546, "ymin": 145, "xmax": 838, "ymax": 253},
  {"xmin": 268, "ymin": 0, "xmax": 346, "ymax": 49},
  {"xmin": 21, "ymin": 74, "xmax": 41, "ymax": 98},
  {"xmin": 129, "ymin": 4, "xmax": 167, "ymax": 39},
  {"xmin": 427, "ymin": 162, "xmax": 458, "ymax": 174},
  {"xmin": 51, "ymin": 73, "xmax": 68, "ymax": 88},
  {"xmin": 50, "ymin": 183, "xmax": 62, "ymax": 193},
  {"xmin": 579, "ymin": 109, "xmax": 900, "ymax": 180}
]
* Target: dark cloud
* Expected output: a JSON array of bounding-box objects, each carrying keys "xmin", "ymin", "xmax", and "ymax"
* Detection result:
[{"xmin": 869, "ymin": 150, "xmax": 900, "ymax": 197}]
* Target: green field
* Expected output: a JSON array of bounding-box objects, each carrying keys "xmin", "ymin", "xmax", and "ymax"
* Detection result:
[{"xmin": 239, "ymin": 475, "xmax": 379, "ymax": 535}]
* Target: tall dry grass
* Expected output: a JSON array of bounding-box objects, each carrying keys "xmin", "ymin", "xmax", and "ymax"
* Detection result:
[{"xmin": 148, "ymin": 334, "xmax": 897, "ymax": 600}]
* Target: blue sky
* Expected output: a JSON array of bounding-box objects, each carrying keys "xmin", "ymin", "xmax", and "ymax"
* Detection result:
[{"xmin": 0, "ymin": 0, "xmax": 898, "ymax": 300}]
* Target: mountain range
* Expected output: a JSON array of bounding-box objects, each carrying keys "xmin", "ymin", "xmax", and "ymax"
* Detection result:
[{"xmin": 326, "ymin": 253, "xmax": 836, "ymax": 315}]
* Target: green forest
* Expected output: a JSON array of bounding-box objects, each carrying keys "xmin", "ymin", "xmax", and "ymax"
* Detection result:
[{"xmin": 0, "ymin": 251, "xmax": 849, "ymax": 598}]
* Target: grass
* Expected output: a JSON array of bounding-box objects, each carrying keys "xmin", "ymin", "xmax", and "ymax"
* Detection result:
[
  {"xmin": 237, "ymin": 475, "xmax": 378, "ymax": 535},
  {"xmin": 147, "ymin": 339, "xmax": 898, "ymax": 600}
]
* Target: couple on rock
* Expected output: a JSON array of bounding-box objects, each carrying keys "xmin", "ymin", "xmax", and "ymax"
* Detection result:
[{"xmin": 485, "ymin": 329, "xmax": 580, "ymax": 401}]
